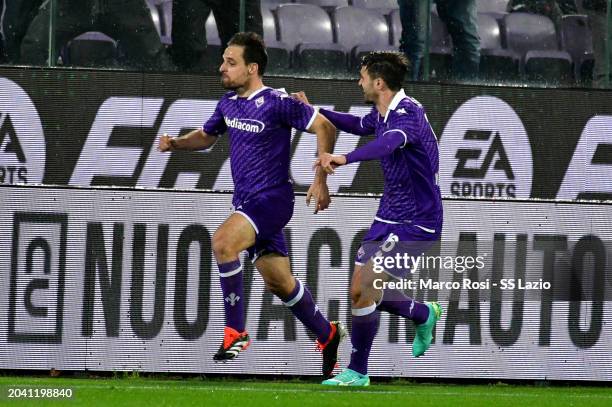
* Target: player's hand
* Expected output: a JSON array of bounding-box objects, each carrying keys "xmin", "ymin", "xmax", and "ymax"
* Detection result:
[
  {"xmin": 306, "ymin": 180, "xmax": 331, "ymax": 214},
  {"xmin": 291, "ymin": 91, "xmax": 311, "ymax": 105},
  {"xmin": 313, "ymin": 153, "xmax": 347, "ymax": 175},
  {"xmin": 158, "ymin": 133, "xmax": 175, "ymax": 152}
]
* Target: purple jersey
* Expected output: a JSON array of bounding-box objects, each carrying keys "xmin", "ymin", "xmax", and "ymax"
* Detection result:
[
  {"xmin": 203, "ymin": 87, "xmax": 317, "ymax": 203},
  {"xmin": 359, "ymin": 90, "xmax": 442, "ymax": 230}
]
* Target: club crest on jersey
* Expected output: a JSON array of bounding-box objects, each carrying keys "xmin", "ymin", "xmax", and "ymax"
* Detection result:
[
  {"xmin": 224, "ymin": 117, "xmax": 266, "ymax": 133},
  {"xmin": 255, "ymin": 96, "xmax": 265, "ymax": 108}
]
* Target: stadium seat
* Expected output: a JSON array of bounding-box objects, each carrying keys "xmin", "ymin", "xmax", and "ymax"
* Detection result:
[
  {"xmin": 66, "ymin": 32, "xmax": 117, "ymax": 67},
  {"xmin": 351, "ymin": 0, "xmax": 398, "ymax": 15},
  {"xmin": 299, "ymin": 0, "xmax": 349, "ymax": 8},
  {"xmin": 196, "ymin": 13, "xmax": 222, "ymax": 72},
  {"xmin": 145, "ymin": 1, "xmax": 162, "ymax": 38},
  {"xmin": 205, "ymin": 13, "xmax": 222, "ymax": 47},
  {"xmin": 476, "ymin": 0, "xmax": 509, "ymax": 19},
  {"xmin": 504, "ymin": 12, "xmax": 573, "ymax": 84},
  {"xmin": 146, "ymin": 0, "xmax": 172, "ymax": 45},
  {"xmin": 560, "ymin": 14, "xmax": 594, "ymax": 84},
  {"xmin": 477, "ymin": 13, "xmax": 520, "ymax": 80},
  {"xmin": 276, "ymin": 4, "xmax": 346, "ymax": 75},
  {"xmin": 390, "ymin": 9, "xmax": 402, "ymax": 47},
  {"xmin": 159, "ymin": 0, "xmax": 173, "ymax": 45},
  {"xmin": 334, "ymin": 6, "xmax": 393, "ymax": 69},
  {"xmin": 524, "ymin": 50, "xmax": 573, "ymax": 83},
  {"xmin": 261, "ymin": 0, "xmax": 293, "ymax": 11},
  {"xmin": 261, "ymin": 6, "xmax": 291, "ymax": 73}
]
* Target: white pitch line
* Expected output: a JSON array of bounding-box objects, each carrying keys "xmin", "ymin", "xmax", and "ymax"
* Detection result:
[{"xmin": 22, "ymin": 383, "xmax": 612, "ymax": 399}]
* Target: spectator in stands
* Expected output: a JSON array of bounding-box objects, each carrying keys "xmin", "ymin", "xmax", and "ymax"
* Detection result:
[
  {"xmin": 582, "ymin": 0, "xmax": 611, "ymax": 87},
  {"xmin": 0, "ymin": 0, "xmax": 43, "ymax": 63},
  {"xmin": 20, "ymin": 0, "xmax": 170, "ymax": 69},
  {"xmin": 397, "ymin": 0, "xmax": 480, "ymax": 81},
  {"xmin": 171, "ymin": 0, "xmax": 263, "ymax": 71}
]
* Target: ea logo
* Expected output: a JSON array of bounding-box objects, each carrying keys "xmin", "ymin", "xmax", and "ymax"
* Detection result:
[
  {"xmin": 439, "ymin": 96, "xmax": 533, "ymax": 199},
  {"xmin": 0, "ymin": 77, "xmax": 45, "ymax": 184}
]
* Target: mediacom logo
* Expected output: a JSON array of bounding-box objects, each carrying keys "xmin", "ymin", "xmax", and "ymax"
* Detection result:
[
  {"xmin": 0, "ymin": 77, "xmax": 45, "ymax": 184},
  {"xmin": 224, "ymin": 117, "xmax": 265, "ymax": 133},
  {"xmin": 439, "ymin": 96, "xmax": 533, "ymax": 199}
]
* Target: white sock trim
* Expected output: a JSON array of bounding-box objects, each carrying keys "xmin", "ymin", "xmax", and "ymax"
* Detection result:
[
  {"xmin": 352, "ymin": 303, "xmax": 377, "ymax": 316},
  {"xmin": 219, "ymin": 265, "xmax": 242, "ymax": 278},
  {"xmin": 283, "ymin": 279, "xmax": 304, "ymax": 307}
]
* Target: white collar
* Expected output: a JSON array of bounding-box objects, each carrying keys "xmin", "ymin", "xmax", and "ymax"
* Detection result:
[
  {"xmin": 246, "ymin": 86, "xmax": 270, "ymax": 100},
  {"xmin": 383, "ymin": 88, "xmax": 407, "ymax": 123}
]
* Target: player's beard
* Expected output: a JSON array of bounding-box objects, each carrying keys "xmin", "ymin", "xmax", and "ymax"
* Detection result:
[
  {"xmin": 360, "ymin": 85, "xmax": 374, "ymax": 104},
  {"xmin": 221, "ymin": 75, "xmax": 249, "ymax": 92},
  {"xmin": 221, "ymin": 77, "xmax": 238, "ymax": 90}
]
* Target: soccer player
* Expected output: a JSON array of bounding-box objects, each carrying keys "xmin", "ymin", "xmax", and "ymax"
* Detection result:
[
  {"xmin": 293, "ymin": 52, "xmax": 443, "ymax": 386},
  {"xmin": 158, "ymin": 32, "xmax": 345, "ymax": 378}
]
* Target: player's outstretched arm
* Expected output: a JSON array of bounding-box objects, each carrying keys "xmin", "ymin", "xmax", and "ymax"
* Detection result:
[
  {"xmin": 292, "ymin": 91, "xmax": 373, "ymax": 136},
  {"xmin": 158, "ymin": 129, "xmax": 218, "ymax": 152},
  {"xmin": 314, "ymin": 130, "xmax": 406, "ymax": 174}
]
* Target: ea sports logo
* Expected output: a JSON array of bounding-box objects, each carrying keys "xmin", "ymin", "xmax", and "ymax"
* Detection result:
[
  {"xmin": 439, "ymin": 96, "xmax": 532, "ymax": 199},
  {"xmin": 0, "ymin": 78, "xmax": 45, "ymax": 184}
]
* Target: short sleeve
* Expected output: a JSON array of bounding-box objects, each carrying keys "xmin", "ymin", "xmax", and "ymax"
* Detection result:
[
  {"xmin": 202, "ymin": 102, "xmax": 226, "ymax": 136},
  {"xmin": 275, "ymin": 95, "xmax": 317, "ymax": 131},
  {"xmin": 388, "ymin": 109, "xmax": 422, "ymax": 147}
]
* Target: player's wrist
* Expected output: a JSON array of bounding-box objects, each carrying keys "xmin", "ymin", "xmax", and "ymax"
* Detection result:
[
  {"xmin": 345, "ymin": 152, "xmax": 354, "ymax": 165},
  {"xmin": 314, "ymin": 166, "xmax": 328, "ymax": 181},
  {"xmin": 169, "ymin": 137, "xmax": 179, "ymax": 151}
]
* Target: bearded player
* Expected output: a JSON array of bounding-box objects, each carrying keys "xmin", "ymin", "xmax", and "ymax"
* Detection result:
[{"xmin": 158, "ymin": 32, "xmax": 345, "ymax": 378}]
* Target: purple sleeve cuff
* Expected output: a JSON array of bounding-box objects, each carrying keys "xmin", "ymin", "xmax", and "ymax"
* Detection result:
[{"xmin": 345, "ymin": 130, "xmax": 406, "ymax": 164}]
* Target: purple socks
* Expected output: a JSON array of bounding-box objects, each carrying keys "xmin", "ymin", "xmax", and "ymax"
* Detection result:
[
  {"xmin": 377, "ymin": 289, "xmax": 430, "ymax": 325},
  {"xmin": 218, "ymin": 260, "xmax": 245, "ymax": 332},
  {"xmin": 347, "ymin": 303, "xmax": 380, "ymax": 375},
  {"xmin": 282, "ymin": 279, "xmax": 332, "ymax": 343}
]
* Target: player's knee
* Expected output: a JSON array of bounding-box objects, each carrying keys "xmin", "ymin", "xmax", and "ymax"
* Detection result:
[{"xmin": 212, "ymin": 231, "xmax": 238, "ymax": 259}]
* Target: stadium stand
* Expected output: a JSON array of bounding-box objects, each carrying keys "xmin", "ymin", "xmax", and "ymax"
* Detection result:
[
  {"xmin": 261, "ymin": 6, "xmax": 292, "ymax": 73},
  {"xmin": 351, "ymin": 0, "xmax": 399, "ymax": 15},
  {"xmin": 560, "ymin": 14, "xmax": 595, "ymax": 84},
  {"xmin": 333, "ymin": 6, "xmax": 394, "ymax": 69},
  {"xmin": 477, "ymin": 13, "xmax": 520, "ymax": 80},
  {"xmin": 276, "ymin": 3, "xmax": 347, "ymax": 75},
  {"xmin": 51, "ymin": 0, "xmax": 603, "ymax": 85},
  {"xmin": 66, "ymin": 32, "xmax": 117, "ymax": 67},
  {"xmin": 476, "ymin": 0, "xmax": 509, "ymax": 19},
  {"xmin": 504, "ymin": 12, "xmax": 573, "ymax": 84}
]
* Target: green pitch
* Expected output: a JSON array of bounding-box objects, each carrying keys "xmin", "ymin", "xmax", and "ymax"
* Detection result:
[{"xmin": 1, "ymin": 375, "xmax": 611, "ymax": 406}]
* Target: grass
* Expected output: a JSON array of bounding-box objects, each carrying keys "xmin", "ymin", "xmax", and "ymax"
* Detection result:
[{"xmin": 0, "ymin": 375, "xmax": 611, "ymax": 406}]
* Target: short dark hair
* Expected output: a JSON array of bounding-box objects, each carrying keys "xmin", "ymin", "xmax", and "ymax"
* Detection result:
[
  {"xmin": 228, "ymin": 32, "xmax": 268, "ymax": 76},
  {"xmin": 360, "ymin": 51, "xmax": 409, "ymax": 91}
]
